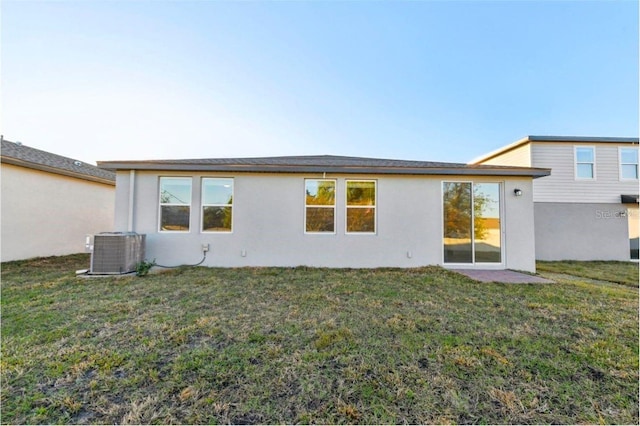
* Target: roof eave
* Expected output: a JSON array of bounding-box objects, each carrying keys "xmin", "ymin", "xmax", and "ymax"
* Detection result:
[
  {"xmin": 97, "ymin": 161, "xmax": 550, "ymax": 178},
  {"xmin": 2, "ymin": 156, "xmax": 116, "ymax": 186},
  {"xmin": 527, "ymin": 135, "xmax": 639, "ymax": 143}
]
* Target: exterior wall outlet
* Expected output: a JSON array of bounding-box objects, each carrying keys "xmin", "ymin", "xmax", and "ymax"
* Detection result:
[
  {"xmin": 241, "ymin": 249, "xmax": 247, "ymax": 257},
  {"xmin": 202, "ymin": 243, "xmax": 210, "ymax": 252},
  {"xmin": 85, "ymin": 235, "xmax": 94, "ymax": 253}
]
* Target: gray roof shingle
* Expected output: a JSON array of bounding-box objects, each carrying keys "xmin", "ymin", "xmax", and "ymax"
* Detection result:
[
  {"xmin": 98, "ymin": 154, "xmax": 550, "ymax": 178},
  {"xmin": 1, "ymin": 139, "xmax": 115, "ymax": 184},
  {"xmin": 108, "ymin": 154, "xmax": 466, "ymax": 168}
]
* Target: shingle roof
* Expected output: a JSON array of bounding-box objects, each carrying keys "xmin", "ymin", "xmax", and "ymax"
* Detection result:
[
  {"xmin": 1, "ymin": 139, "xmax": 116, "ymax": 185},
  {"xmin": 98, "ymin": 154, "xmax": 550, "ymax": 178},
  {"xmin": 105, "ymin": 154, "xmax": 466, "ymax": 168}
]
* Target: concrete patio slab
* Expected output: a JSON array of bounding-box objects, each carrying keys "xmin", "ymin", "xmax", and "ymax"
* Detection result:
[{"xmin": 454, "ymin": 269, "xmax": 555, "ymax": 284}]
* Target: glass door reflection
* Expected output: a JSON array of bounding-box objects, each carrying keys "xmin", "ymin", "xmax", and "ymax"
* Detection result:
[{"xmin": 443, "ymin": 182, "xmax": 501, "ymax": 264}]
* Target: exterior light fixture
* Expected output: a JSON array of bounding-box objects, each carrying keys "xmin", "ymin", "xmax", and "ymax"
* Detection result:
[{"xmin": 514, "ymin": 189, "xmax": 523, "ymax": 197}]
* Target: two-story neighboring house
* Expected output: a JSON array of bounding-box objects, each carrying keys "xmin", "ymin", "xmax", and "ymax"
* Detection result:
[{"xmin": 472, "ymin": 136, "xmax": 639, "ymax": 261}]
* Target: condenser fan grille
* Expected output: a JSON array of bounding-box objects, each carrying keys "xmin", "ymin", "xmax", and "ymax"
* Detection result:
[{"xmin": 90, "ymin": 233, "xmax": 145, "ymax": 274}]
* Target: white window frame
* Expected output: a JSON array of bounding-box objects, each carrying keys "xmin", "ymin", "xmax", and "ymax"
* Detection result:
[
  {"xmin": 201, "ymin": 177, "xmax": 234, "ymax": 233},
  {"xmin": 304, "ymin": 179, "xmax": 336, "ymax": 234},
  {"xmin": 574, "ymin": 146, "xmax": 596, "ymax": 180},
  {"xmin": 619, "ymin": 147, "xmax": 639, "ymax": 181},
  {"xmin": 345, "ymin": 179, "xmax": 377, "ymax": 235},
  {"xmin": 158, "ymin": 176, "xmax": 192, "ymax": 233}
]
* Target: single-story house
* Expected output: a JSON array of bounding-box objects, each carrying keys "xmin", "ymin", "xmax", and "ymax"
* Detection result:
[
  {"xmin": 471, "ymin": 136, "xmax": 639, "ymax": 261},
  {"xmin": 98, "ymin": 155, "xmax": 550, "ymax": 272},
  {"xmin": 1, "ymin": 139, "xmax": 116, "ymax": 262}
]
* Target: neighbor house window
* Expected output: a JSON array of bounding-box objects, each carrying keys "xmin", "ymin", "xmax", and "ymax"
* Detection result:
[
  {"xmin": 202, "ymin": 178, "xmax": 233, "ymax": 232},
  {"xmin": 346, "ymin": 180, "xmax": 376, "ymax": 233},
  {"xmin": 575, "ymin": 146, "xmax": 595, "ymax": 179},
  {"xmin": 620, "ymin": 148, "xmax": 639, "ymax": 180},
  {"xmin": 305, "ymin": 179, "xmax": 336, "ymax": 233},
  {"xmin": 159, "ymin": 177, "xmax": 192, "ymax": 232}
]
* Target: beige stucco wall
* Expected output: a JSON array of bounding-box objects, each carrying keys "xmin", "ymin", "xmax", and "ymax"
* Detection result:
[
  {"xmin": 114, "ymin": 171, "xmax": 538, "ymax": 272},
  {"xmin": 1, "ymin": 163, "xmax": 115, "ymax": 262}
]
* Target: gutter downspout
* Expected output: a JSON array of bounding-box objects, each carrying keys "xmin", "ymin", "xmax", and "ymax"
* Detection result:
[{"xmin": 128, "ymin": 170, "xmax": 135, "ymax": 232}]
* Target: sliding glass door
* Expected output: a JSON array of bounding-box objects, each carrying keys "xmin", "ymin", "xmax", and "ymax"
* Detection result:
[{"xmin": 443, "ymin": 182, "xmax": 502, "ymax": 264}]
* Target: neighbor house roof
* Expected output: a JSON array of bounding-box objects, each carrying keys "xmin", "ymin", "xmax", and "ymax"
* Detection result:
[
  {"xmin": 98, "ymin": 154, "xmax": 550, "ymax": 178},
  {"xmin": 471, "ymin": 135, "xmax": 640, "ymax": 165},
  {"xmin": 1, "ymin": 139, "xmax": 116, "ymax": 185}
]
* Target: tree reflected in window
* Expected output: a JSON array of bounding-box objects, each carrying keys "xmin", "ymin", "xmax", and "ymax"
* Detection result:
[
  {"xmin": 305, "ymin": 180, "xmax": 335, "ymax": 233},
  {"xmin": 346, "ymin": 181, "xmax": 376, "ymax": 233},
  {"xmin": 443, "ymin": 182, "xmax": 501, "ymax": 263},
  {"xmin": 159, "ymin": 177, "xmax": 192, "ymax": 232},
  {"xmin": 202, "ymin": 178, "xmax": 233, "ymax": 232},
  {"xmin": 443, "ymin": 182, "xmax": 472, "ymax": 263}
]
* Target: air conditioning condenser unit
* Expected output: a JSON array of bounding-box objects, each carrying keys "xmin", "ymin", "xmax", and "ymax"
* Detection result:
[{"xmin": 90, "ymin": 232, "xmax": 146, "ymax": 274}]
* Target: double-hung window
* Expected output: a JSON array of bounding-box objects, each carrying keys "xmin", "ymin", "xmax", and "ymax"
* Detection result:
[
  {"xmin": 159, "ymin": 177, "xmax": 192, "ymax": 232},
  {"xmin": 620, "ymin": 148, "xmax": 639, "ymax": 180},
  {"xmin": 305, "ymin": 179, "xmax": 336, "ymax": 233},
  {"xmin": 202, "ymin": 178, "xmax": 233, "ymax": 232},
  {"xmin": 346, "ymin": 180, "xmax": 376, "ymax": 233},
  {"xmin": 575, "ymin": 146, "xmax": 595, "ymax": 179}
]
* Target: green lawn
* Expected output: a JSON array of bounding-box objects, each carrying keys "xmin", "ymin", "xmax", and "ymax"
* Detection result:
[
  {"xmin": 2, "ymin": 255, "xmax": 638, "ymax": 424},
  {"xmin": 537, "ymin": 260, "xmax": 639, "ymax": 287}
]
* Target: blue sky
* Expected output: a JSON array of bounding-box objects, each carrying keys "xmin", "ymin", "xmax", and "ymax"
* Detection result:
[{"xmin": 2, "ymin": 1, "xmax": 638, "ymax": 165}]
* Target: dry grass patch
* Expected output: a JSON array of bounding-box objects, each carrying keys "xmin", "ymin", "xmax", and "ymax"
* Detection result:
[{"xmin": 1, "ymin": 254, "xmax": 638, "ymax": 424}]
